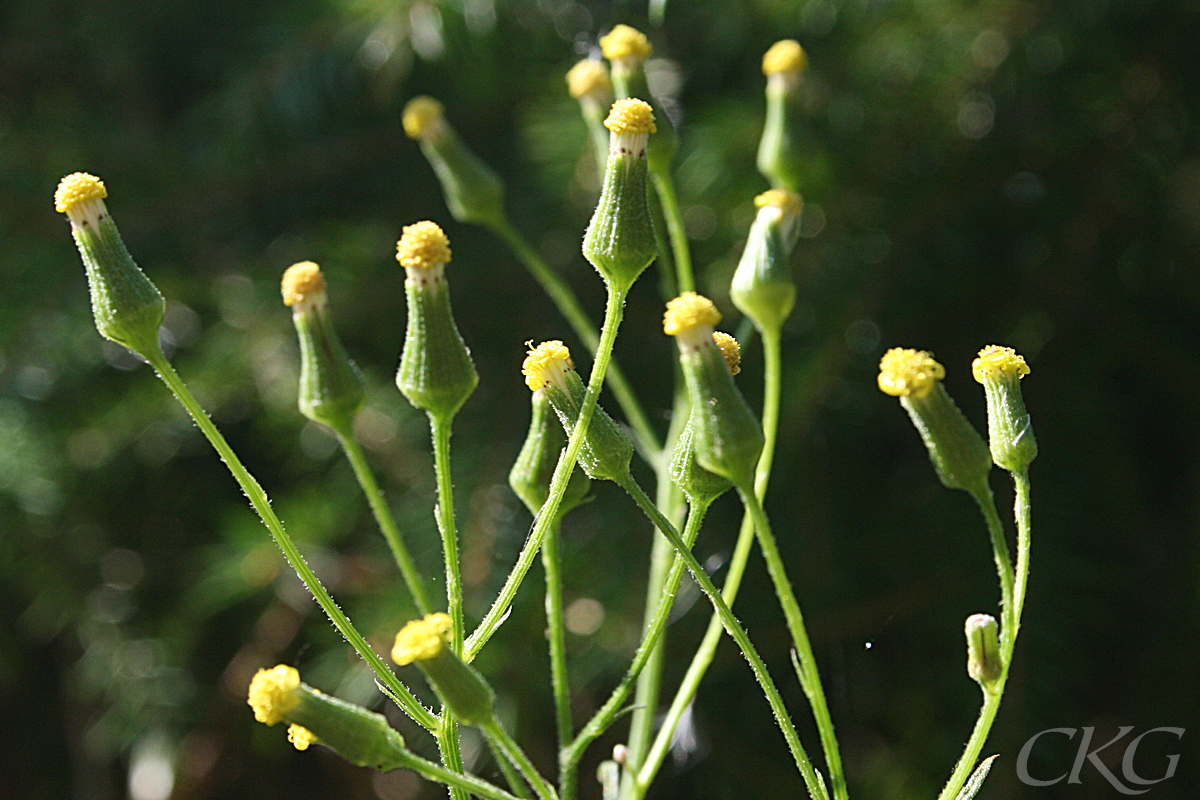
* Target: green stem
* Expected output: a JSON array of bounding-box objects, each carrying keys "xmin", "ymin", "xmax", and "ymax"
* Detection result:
[
  {"xmin": 437, "ymin": 713, "xmax": 471, "ymax": 800},
  {"xmin": 489, "ymin": 220, "xmax": 660, "ymax": 460},
  {"xmin": 483, "ymin": 720, "xmax": 559, "ymax": 800},
  {"xmin": 616, "ymin": 474, "xmax": 828, "ymax": 800},
  {"xmin": 970, "ymin": 487, "xmax": 1015, "ymax": 640},
  {"xmin": 739, "ymin": 488, "xmax": 846, "ymax": 800},
  {"xmin": 635, "ymin": 327, "xmax": 785, "ymax": 796},
  {"xmin": 936, "ymin": 469, "xmax": 1032, "ymax": 800},
  {"xmin": 429, "ymin": 413, "xmax": 465, "ymax": 651},
  {"xmin": 542, "ymin": 520, "xmax": 573, "ymax": 798},
  {"xmin": 649, "ymin": 171, "xmax": 693, "ymax": 294},
  {"xmin": 563, "ymin": 502, "xmax": 709, "ymax": 775},
  {"xmin": 337, "ymin": 430, "xmax": 432, "ymax": 615},
  {"xmin": 488, "ymin": 737, "xmax": 535, "ymax": 800},
  {"xmin": 396, "ymin": 749, "xmax": 525, "ymax": 800},
  {"xmin": 142, "ymin": 348, "xmax": 437, "ymax": 731}
]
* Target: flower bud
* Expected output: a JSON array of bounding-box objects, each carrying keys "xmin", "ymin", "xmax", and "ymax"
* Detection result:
[
  {"xmin": 56, "ymin": 173, "xmax": 165, "ymax": 358},
  {"xmin": 281, "ymin": 262, "xmax": 365, "ymax": 434},
  {"xmin": 522, "ymin": 341, "xmax": 633, "ymax": 483},
  {"xmin": 567, "ymin": 59, "xmax": 614, "ymax": 175},
  {"xmin": 403, "ymin": 96, "xmax": 506, "ymax": 229},
  {"xmin": 665, "ymin": 295, "xmax": 764, "ymax": 488},
  {"xmin": 757, "ymin": 40, "xmax": 807, "ymax": 191},
  {"xmin": 582, "ymin": 99, "xmax": 659, "ymax": 291},
  {"xmin": 730, "ymin": 190, "xmax": 801, "ymax": 334},
  {"xmin": 395, "ymin": 222, "xmax": 478, "ymax": 420},
  {"xmin": 670, "ymin": 332, "xmax": 739, "ymax": 505},
  {"xmin": 509, "ymin": 388, "xmax": 592, "ymax": 517},
  {"xmin": 972, "ymin": 346, "xmax": 1037, "ymax": 473},
  {"xmin": 965, "ymin": 614, "xmax": 1002, "ymax": 688},
  {"xmin": 599, "ymin": 25, "xmax": 677, "ymax": 175},
  {"xmin": 247, "ymin": 665, "xmax": 408, "ymax": 769},
  {"xmin": 392, "ymin": 613, "xmax": 496, "ymax": 725},
  {"xmin": 878, "ymin": 348, "xmax": 993, "ymax": 494}
]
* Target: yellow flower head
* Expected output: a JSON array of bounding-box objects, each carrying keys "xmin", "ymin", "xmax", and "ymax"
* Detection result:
[
  {"xmin": 972, "ymin": 345, "xmax": 1030, "ymax": 383},
  {"xmin": 713, "ymin": 331, "xmax": 741, "ymax": 375},
  {"xmin": 663, "ymin": 292, "xmax": 721, "ymax": 337},
  {"xmin": 755, "ymin": 189, "xmax": 802, "ymax": 215},
  {"xmin": 392, "ymin": 612, "xmax": 453, "ymax": 666},
  {"xmin": 403, "ymin": 96, "xmax": 446, "ymax": 140},
  {"xmin": 247, "ymin": 664, "xmax": 301, "ymax": 726},
  {"xmin": 396, "ymin": 221, "xmax": 451, "ymax": 270},
  {"xmin": 55, "ymin": 172, "xmax": 108, "ymax": 214},
  {"xmin": 604, "ymin": 98, "xmax": 657, "ymax": 135},
  {"xmin": 600, "ymin": 25, "xmax": 652, "ymax": 63},
  {"xmin": 567, "ymin": 59, "xmax": 611, "ymax": 99},
  {"xmin": 878, "ymin": 348, "xmax": 946, "ymax": 399},
  {"xmin": 280, "ymin": 261, "xmax": 326, "ymax": 307},
  {"xmin": 762, "ymin": 40, "xmax": 807, "ymax": 76},
  {"xmin": 287, "ymin": 724, "xmax": 317, "ymax": 751},
  {"xmin": 522, "ymin": 340, "xmax": 574, "ymax": 391}
]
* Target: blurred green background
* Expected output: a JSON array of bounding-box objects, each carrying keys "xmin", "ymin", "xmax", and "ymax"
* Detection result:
[{"xmin": 2, "ymin": 0, "xmax": 1198, "ymax": 798}]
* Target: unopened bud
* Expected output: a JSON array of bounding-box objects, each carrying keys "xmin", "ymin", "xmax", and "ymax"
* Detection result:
[
  {"xmin": 600, "ymin": 25, "xmax": 678, "ymax": 177},
  {"xmin": 973, "ymin": 346, "xmax": 1037, "ymax": 473},
  {"xmin": 731, "ymin": 190, "xmax": 801, "ymax": 333},
  {"xmin": 395, "ymin": 222, "xmax": 478, "ymax": 420},
  {"xmin": 392, "ymin": 613, "xmax": 496, "ymax": 725},
  {"xmin": 757, "ymin": 40, "xmax": 808, "ymax": 191},
  {"xmin": 965, "ymin": 614, "xmax": 1002, "ymax": 687},
  {"xmin": 509, "ymin": 388, "xmax": 592, "ymax": 517},
  {"xmin": 281, "ymin": 262, "xmax": 365, "ymax": 434},
  {"xmin": 56, "ymin": 173, "xmax": 165, "ymax": 358}
]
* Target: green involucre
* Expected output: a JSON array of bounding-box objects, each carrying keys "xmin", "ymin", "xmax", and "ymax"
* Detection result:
[
  {"xmin": 509, "ymin": 389, "xmax": 592, "ymax": 516},
  {"xmin": 678, "ymin": 341, "xmax": 764, "ymax": 487},
  {"xmin": 420, "ymin": 129, "xmax": 506, "ymax": 229},
  {"xmin": 292, "ymin": 304, "xmax": 365, "ymax": 433},
  {"xmin": 288, "ymin": 683, "xmax": 408, "ymax": 770},
  {"xmin": 900, "ymin": 383, "xmax": 993, "ymax": 494},
  {"xmin": 397, "ymin": 276, "xmax": 478, "ymax": 419},
  {"xmin": 72, "ymin": 216, "xmax": 165, "ymax": 358},
  {"xmin": 542, "ymin": 369, "xmax": 633, "ymax": 482},
  {"xmin": 583, "ymin": 148, "xmax": 658, "ymax": 292}
]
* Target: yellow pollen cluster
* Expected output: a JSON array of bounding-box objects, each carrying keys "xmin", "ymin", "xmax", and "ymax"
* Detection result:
[
  {"xmin": 878, "ymin": 348, "xmax": 946, "ymax": 399},
  {"xmin": 713, "ymin": 331, "xmax": 741, "ymax": 375},
  {"xmin": 755, "ymin": 189, "xmax": 802, "ymax": 214},
  {"xmin": 392, "ymin": 612, "xmax": 453, "ymax": 666},
  {"xmin": 288, "ymin": 725, "xmax": 317, "ymax": 751},
  {"xmin": 762, "ymin": 39, "xmax": 807, "ymax": 76},
  {"xmin": 55, "ymin": 172, "xmax": 107, "ymax": 213},
  {"xmin": 281, "ymin": 261, "xmax": 326, "ymax": 307},
  {"xmin": 663, "ymin": 292, "xmax": 721, "ymax": 336},
  {"xmin": 396, "ymin": 221, "xmax": 451, "ymax": 270},
  {"xmin": 972, "ymin": 345, "xmax": 1030, "ymax": 383},
  {"xmin": 247, "ymin": 665, "xmax": 301, "ymax": 726},
  {"xmin": 604, "ymin": 98, "xmax": 657, "ymax": 135},
  {"xmin": 403, "ymin": 96, "xmax": 445, "ymax": 140},
  {"xmin": 522, "ymin": 340, "xmax": 573, "ymax": 391},
  {"xmin": 567, "ymin": 59, "xmax": 610, "ymax": 99},
  {"xmin": 600, "ymin": 24, "xmax": 652, "ymax": 62}
]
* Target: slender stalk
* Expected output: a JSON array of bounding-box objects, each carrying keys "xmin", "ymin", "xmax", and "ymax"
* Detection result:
[
  {"xmin": 488, "ymin": 737, "xmax": 535, "ymax": 800},
  {"xmin": 437, "ymin": 713, "xmax": 471, "ymax": 800},
  {"xmin": 563, "ymin": 503, "xmax": 709, "ymax": 774},
  {"xmin": 489, "ymin": 219, "xmax": 660, "ymax": 459},
  {"xmin": 616, "ymin": 474, "xmax": 829, "ymax": 800},
  {"xmin": 739, "ymin": 488, "xmax": 846, "ymax": 800},
  {"xmin": 429, "ymin": 413, "xmax": 465, "ymax": 652},
  {"xmin": 142, "ymin": 348, "xmax": 437, "ymax": 731},
  {"xmin": 482, "ymin": 720, "xmax": 559, "ymax": 800},
  {"xmin": 936, "ymin": 469, "xmax": 1032, "ymax": 800},
  {"xmin": 336, "ymin": 430, "xmax": 433, "ymax": 615},
  {"xmin": 396, "ymin": 749, "xmax": 525, "ymax": 800},
  {"xmin": 970, "ymin": 487, "xmax": 1014, "ymax": 638},
  {"xmin": 466, "ymin": 287, "xmax": 629, "ymax": 657},
  {"xmin": 649, "ymin": 173, "xmax": 693, "ymax": 294},
  {"xmin": 542, "ymin": 520, "xmax": 573, "ymax": 798},
  {"xmin": 635, "ymin": 327, "xmax": 785, "ymax": 796}
]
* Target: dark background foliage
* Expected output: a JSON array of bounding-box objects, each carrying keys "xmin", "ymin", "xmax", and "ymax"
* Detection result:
[{"xmin": 1, "ymin": 0, "xmax": 1197, "ymax": 798}]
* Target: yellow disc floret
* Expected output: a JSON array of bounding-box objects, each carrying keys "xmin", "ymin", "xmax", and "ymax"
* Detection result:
[
  {"xmin": 281, "ymin": 261, "xmax": 326, "ymax": 307},
  {"xmin": 878, "ymin": 348, "xmax": 946, "ymax": 399},
  {"xmin": 396, "ymin": 221, "xmax": 451, "ymax": 270},
  {"xmin": 663, "ymin": 292, "xmax": 722, "ymax": 336},
  {"xmin": 762, "ymin": 39, "xmax": 807, "ymax": 76},
  {"xmin": 600, "ymin": 24, "xmax": 652, "ymax": 63},
  {"xmin": 567, "ymin": 59, "xmax": 611, "ymax": 99},
  {"xmin": 522, "ymin": 340, "xmax": 573, "ymax": 391},
  {"xmin": 247, "ymin": 665, "xmax": 301, "ymax": 726},
  {"xmin": 755, "ymin": 189, "xmax": 802, "ymax": 214},
  {"xmin": 712, "ymin": 331, "xmax": 741, "ymax": 375},
  {"xmin": 55, "ymin": 172, "xmax": 108, "ymax": 214},
  {"xmin": 604, "ymin": 98, "xmax": 657, "ymax": 135},
  {"xmin": 392, "ymin": 612, "xmax": 453, "ymax": 666},
  {"xmin": 288, "ymin": 725, "xmax": 317, "ymax": 751},
  {"xmin": 972, "ymin": 345, "xmax": 1030, "ymax": 383},
  {"xmin": 403, "ymin": 96, "xmax": 445, "ymax": 140}
]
